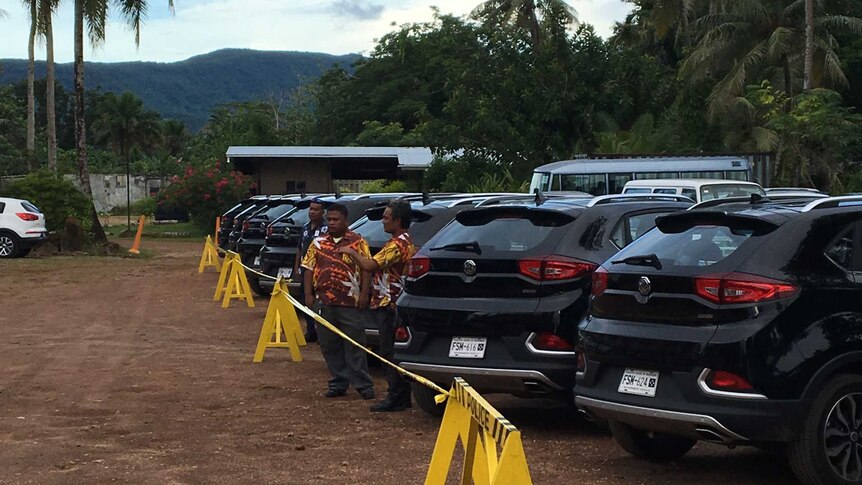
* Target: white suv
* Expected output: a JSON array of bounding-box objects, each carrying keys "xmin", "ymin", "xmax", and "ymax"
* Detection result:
[{"xmin": 0, "ymin": 197, "xmax": 47, "ymax": 258}]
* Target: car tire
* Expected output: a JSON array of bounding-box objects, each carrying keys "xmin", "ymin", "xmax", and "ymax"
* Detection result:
[
  {"xmin": 249, "ymin": 275, "xmax": 268, "ymax": 297},
  {"xmin": 609, "ymin": 420, "xmax": 696, "ymax": 462},
  {"xmin": 787, "ymin": 373, "xmax": 862, "ymax": 485},
  {"xmin": 18, "ymin": 247, "xmax": 32, "ymax": 258},
  {"xmin": 0, "ymin": 232, "xmax": 20, "ymax": 258},
  {"xmin": 411, "ymin": 381, "xmax": 445, "ymax": 417}
]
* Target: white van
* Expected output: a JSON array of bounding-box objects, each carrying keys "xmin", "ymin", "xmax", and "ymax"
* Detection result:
[{"xmin": 621, "ymin": 179, "xmax": 765, "ymax": 203}]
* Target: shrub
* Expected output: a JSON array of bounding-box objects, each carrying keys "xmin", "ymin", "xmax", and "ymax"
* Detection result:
[
  {"xmin": 361, "ymin": 179, "xmax": 409, "ymax": 193},
  {"xmin": 158, "ymin": 160, "xmax": 253, "ymax": 230},
  {"xmin": 0, "ymin": 170, "xmax": 91, "ymax": 232}
]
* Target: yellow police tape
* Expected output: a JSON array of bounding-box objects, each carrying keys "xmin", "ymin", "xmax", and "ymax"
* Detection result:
[{"xmin": 200, "ymin": 239, "xmax": 533, "ymax": 483}]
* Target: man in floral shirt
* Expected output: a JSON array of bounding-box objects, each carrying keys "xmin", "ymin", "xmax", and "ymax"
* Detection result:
[
  {"xmin": 302, "ymin": 203, "xmax": 375, "ymax": 400},
  {"xmin": 339, "ymin": 199, "xmax": 414, "ymax": 412}
]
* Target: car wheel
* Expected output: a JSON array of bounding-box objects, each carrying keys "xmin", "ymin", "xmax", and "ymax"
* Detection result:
[
  {"xmin": 0, "ymin": 233, "xmax": 20, "ymax": 258},
  {"xmin": 788, "ymin": 374, "xmax": 862, "ymax": 485},
  {"xmin": 609, "ymin": 420, "xmax": 696, "ymax": 462},
  {"xmin": 18, "ymin": 247, "xmax": 32, "ymax": 258},
  {"xmin": 411, "ymin": 382, "xmax": 445, "ymax": 417},
  {"xmin": 248, "ymin": 275, "xmax": 268, "ymax": 297}
]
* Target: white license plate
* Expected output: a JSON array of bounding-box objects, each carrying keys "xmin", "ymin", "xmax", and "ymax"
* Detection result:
[
  {"xmin": 449, "ymin": 337, "xmax": 487, "ymax": 359},
  {"xmin": 618, "ymin": 368, "xmax": 659, "ymax": 397},
  {"xmin": 253, "ymin": 256, "xmax": 261, "ymax": 266},
  {"xmin": 278, "ymin": 267, "xmax": 292, "ymax": 279}
]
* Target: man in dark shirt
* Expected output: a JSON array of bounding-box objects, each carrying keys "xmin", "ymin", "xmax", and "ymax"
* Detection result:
[
  {"xmin": 293, "ymin": 199, "xmax": 327, "ymax": 342},
  {"xmin": 302, "ymin": 203, "xmax": 375, "ymax": 399}
]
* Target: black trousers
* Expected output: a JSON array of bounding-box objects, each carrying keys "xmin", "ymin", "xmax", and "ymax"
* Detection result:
[{"xmin": 366, "ymin": 308, "xmax": 410, "ymax": 400}]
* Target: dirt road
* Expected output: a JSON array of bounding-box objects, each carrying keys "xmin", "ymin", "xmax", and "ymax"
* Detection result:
[{"xmin": 0, "ymin": 240, "xmax": 798, "ymax": 484}]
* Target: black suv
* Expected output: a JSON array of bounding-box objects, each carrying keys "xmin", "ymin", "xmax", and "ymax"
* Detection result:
[
  {"xmin": 237, "ymin": 196, "xmax": 304, "ymax": 296},
  {"xmin": 574, "ymin": 195, "xmax": 862, "ymax": 485},
  {"xmin": 218, "ymin": 196, "xmax": 277, "ymax": 253},
  {"xmin": 226, "ymin": 198, "xmax": 273, "ymax": 252},
  {"xmin": 395, "ymin": 194, "xmax": 693, "ymax": 415}
]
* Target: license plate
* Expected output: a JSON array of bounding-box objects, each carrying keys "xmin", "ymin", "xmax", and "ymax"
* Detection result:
[
  {"xmin": 448, "ymin": 337, "xmax": 487, "ymax": 359},
  {"xmin": 618, "ymin": 368, "xmax": 659, "ymax": 397},
  {"xmin": 278, "ymin": 267, "xmax": 292, "ymax": 279},
  {"xmin": 253, "ymin": 256, "xmax": 261, "ymax": 266}
]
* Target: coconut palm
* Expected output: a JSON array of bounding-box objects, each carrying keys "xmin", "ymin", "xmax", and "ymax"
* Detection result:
[
  {"xmin": 25, "ymin": 0, "xmax": 38, "ymax": 172},
  {"xmin": 38, "ymin": 0, "xmax": 59, "ymax": 172},
  {"xmin": 72, "ymin": 0, "xmax": 175, "ymax": 242},
  {"xmin": 804, "ymin": 0, "xmax": 814, "ymax": 91},
  {"xmin": 681, "ymin": 0, "xmax": 862, "ymax": 118},
  {"xmin": 472, "ymin": 0, "xmax": 578, "ymax": 47}
]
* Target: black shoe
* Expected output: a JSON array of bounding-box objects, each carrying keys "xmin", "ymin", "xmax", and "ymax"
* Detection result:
[
  {"xmin": 304, "ymin": 333, "xmax": 318, "ymax": 343},
  {"xmin": 370, "ymin": 396, "xmax": 411, "ymax": 412},
  {"xmin": 358, "ymin": 388, "xmax": 376, "ymax": 400},
  {"xmin": 325, "ymin": 388, "xmax": 346, "ymax": 398}
]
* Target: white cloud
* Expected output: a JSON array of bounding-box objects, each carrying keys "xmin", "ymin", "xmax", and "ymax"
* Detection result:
[{"xmin": 0, "ymin": 0, "xmax": 632, "ymax": 63}]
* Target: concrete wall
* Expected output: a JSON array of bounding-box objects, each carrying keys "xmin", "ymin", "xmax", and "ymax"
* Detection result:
[{"xmin": 64, "ymin": 174, "xmax": 167, "ymax": 213}]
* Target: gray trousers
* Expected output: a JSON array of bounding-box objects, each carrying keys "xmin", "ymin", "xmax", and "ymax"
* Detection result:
[
  {"xmin": 366, "ymin": 309, "xmax": 410, "ymax": 400},
  {"xmin": 318, "ymin": 304, "xmax": 374, "ymax": 393}
]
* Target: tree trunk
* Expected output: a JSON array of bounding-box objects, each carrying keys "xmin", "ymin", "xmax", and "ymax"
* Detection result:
[
  {"xmin": 783, "ymin": 55, "xmax": 794, "ymax": 111},
  {"xmin": 803, "ymin": 0, "xmax": 814, "ymax": 91},
  {"xmin": 45, "ymin": 9, "xmax": 58, "ymax": 173},
  {"xmin": 74, "ymin": 0, "xmax": 107, "ymax": 243},
  {"xmin": 26, "ymin": 0, "xmax": 37, "ymax": 172}
]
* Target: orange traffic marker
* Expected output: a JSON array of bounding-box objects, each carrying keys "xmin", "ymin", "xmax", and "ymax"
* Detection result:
[{"xmin": 128, "ymin": 215, "xmax": 146, "ymax": 255}]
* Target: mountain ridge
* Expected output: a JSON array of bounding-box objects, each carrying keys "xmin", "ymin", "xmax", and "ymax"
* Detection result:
[{"xmin": 0, "ymin": 48, "xmax": 360, "ymax": 130}]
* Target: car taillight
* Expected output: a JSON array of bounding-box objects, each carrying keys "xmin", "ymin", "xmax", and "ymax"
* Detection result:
[
  {"xmin": 708, "ymin": 370, "xmax": 754, "ymax": 391},
  {"xmin": 576, "ymin": 352, "xmax": 586, "ymax": 373},
  {"xmin": 394, "ymin": 327, "xmax": 410, "ymax": 343},
  {"xmin": 266, "ymin": 226, "xmax": 273, "ymax": 237},
  {"xmin": 694, "ymin": 273, "xmax": 798, "ymax": 304},
  {"xmin": 242, "ymin": 220, "xmax": 250, "ymax": 232},
  {"xmin": 518, "ymin": 256, "xmax": 596, "ymax": 281},
  {"xmin": 591, "ymin": 267, "xmax": 609, "ymax": 297},
  {"xmin": 532, "ymin": 331, "xmax": 574, "ymax": 351},
  {"xmin": 16, "ymin": 212, "xmax": 39, "ymax": 221},
  {"xmin": 406, "ymin": 256, "xmax": 430, "ymax": 278}
]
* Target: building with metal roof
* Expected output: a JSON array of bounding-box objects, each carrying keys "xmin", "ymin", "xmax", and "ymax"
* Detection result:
[{"xmin": 226, "ymin": 146, "xmax": 433, "ymax": 194}]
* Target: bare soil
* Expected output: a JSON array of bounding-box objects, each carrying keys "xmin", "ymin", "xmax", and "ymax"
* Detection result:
[{"xmin": 0, "ymin": 240, "xmax": 798, "ymax": 484}]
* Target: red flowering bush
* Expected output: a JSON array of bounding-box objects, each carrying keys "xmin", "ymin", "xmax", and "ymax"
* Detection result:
[{"xmin": 158, "ymin": 159, "xmax": 255, "ymax": 230}]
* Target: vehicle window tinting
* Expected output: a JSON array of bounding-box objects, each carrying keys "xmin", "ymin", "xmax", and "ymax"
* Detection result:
[
  {"xmin": 608, "ymin": 174, "xmax": 632, "ymax": 194},
  {"xmin": 559, "ymin": 174, "xmax": 606, "ymax": 195},
  {"xmin": 21, "ymin": 201, "xmax": 41, "ymax": 213},
  {"xmin": 610, "ymin": 213, "xmax": 663, "ymax": 249},
  {"xmin": 635, "ymin": 172, "xmax": 680, "ymax": 180},
  {"xmin": 435, "ymin": 214, "xmax": 569, "ymax": 254},
  {"xmin": 616, "ymin": 224, "xmax": 756, "ymax": 268},
  {"xmin": 825, "ymin": 227, "xmax": 854, "ymax": 271},
  {"xmin": 700, "ymin": 184, "xmax": 765, "ymax": 201},
  {"xmin": 0, "ymin": 202, "xmax": 5, "ymax": 213}
]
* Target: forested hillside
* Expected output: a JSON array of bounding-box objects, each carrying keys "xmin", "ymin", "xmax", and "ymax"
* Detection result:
[{"xmin": 0, "ymin": 49, "xmax": 359, "ymax": 130}]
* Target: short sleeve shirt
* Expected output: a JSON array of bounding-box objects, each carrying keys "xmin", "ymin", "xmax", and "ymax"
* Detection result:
[
  {"xmin": 301, "ymin": 230, "xmax": 370, "ymax": 307},
  {"xmin": 297, "ymin": 221, "xmax": 327, "ymax": 271},
  {"xmin": 370, "ymin": 232, "xmax": 415, "ymax": 309}
]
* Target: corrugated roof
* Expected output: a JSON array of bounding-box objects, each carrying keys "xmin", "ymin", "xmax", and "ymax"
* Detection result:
[{"xmin": 225, "ymin": 146, "xmax": 433, "ymax": 168}]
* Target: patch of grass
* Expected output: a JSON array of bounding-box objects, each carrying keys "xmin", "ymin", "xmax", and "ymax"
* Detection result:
[{"xmin": 106, "ymin": 222, "xmax": 209, "ymax": 239}]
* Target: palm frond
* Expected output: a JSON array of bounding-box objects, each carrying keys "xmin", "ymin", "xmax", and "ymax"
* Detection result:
[
  {"xmin": 116, "ymin": 0, "xmax": 148, "ymax": 46},
  {"xmin": 817, "ymin": 39, "xmax": 848, "ymax": 88},
  {"xmin": 83, "ymin": 0, "xmax": 109, "ymax": 46},
  {"xmin": 751, "ymin": 126, "xmax": 779, "ymax": 151},
  {"xmin": 815, "ymin": 15, "xmax": 862, "ymax": 35},
  {"xmin": 765, "ymin": 26, "xmax": 794, "ymax": 62},
  {"xmin": 707, "ymin": 39, "xmax": 769, "ymax": 118}
]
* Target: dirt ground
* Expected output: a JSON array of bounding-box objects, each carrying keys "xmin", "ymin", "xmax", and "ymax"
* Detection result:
[{"xmin": 0, "ymin": 240, "xmax": 799, "ymax": 484}]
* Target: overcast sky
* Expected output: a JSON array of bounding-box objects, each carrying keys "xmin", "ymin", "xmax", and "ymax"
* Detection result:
[{"xmin": 0, "ymin": 0, "xmax": 633, "ymax": 63}]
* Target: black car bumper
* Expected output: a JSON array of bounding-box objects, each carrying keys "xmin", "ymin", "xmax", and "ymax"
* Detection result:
[
  {"xmin": 20, "ymin": 233, "xmax": 47, "ymax": 249},
  {"xmin": 259, "ymin": 245, "xmax": 300, "ymax": 293},
  {"xmin": 574, "ymin": 361, "xmax": 805, "ymax": 444}
]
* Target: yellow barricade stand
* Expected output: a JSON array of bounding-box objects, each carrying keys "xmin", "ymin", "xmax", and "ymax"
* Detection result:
[
  {"xmin": 425, "ymin": 377, "xmax": 533, "ymax": 485},
  {"xmin": 253, "ymin": 277, "xmax": 306, "ymax": 362},
  {"xmin": 215, "ymin": 251, "xmax": 255, "ymax": 308},
  {"xmin": 198, "ymin": 235, "xmax": 222, "ymax": 273}
]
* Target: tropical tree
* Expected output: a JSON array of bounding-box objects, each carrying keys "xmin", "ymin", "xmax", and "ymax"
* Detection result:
[
  {"xmin": 681, "ymin": 0, "xmax": 862, "ymax": 117},
  {"xmin": 25, "ymin": 0, "xmax": 38, "ymax": 172},
  {"xmin": 72, "ymin": 0, "xmax": 175, "ymax": 242},
  {"xmin": 92, "ymin": 91, "xmax": 162, "ymax": 230},
  {"xmin": 39, "ymin": 0, "xmax": 59, "ymax": 172},
  {"xmin": 471, "ymin": 0, "xmax": 577, "ymax": 47}
]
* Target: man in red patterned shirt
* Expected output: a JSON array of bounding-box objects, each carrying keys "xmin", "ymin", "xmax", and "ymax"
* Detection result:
[
  {"xmin": 302, "ymin": 203, "xmax": 375, "ymax": 400},
  {"xmin": 339, "ymin": 199, "xmax": 414, "ymax": 412}
]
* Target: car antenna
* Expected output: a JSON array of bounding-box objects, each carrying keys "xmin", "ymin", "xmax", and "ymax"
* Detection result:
[{"xmin": 533, "ymin": 188, "xmax": 547, "ymax": 206}]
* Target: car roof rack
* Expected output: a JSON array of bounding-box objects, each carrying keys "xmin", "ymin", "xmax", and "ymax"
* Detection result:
[
  {"xmin": 586, "ymin": 193, "xmax": 694, "ymax": 207},
  {"xmin": 801, "ymin": 195, "xmax": 862, "ymax": 212}
]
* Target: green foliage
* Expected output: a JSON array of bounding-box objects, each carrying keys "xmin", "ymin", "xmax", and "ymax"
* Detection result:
[
  {"xmin": 466, "ymin": 169, "xmax": 529, "ymax": 192},
  {"xmin": 0, "ymin": 170, "xmax": 91, "ymax": 232},
  {"xmin": 157, "ymin": 160, "xmax": 253, "ymax": 230},
  {"xmin": 109, "ymin": 197, "xmax": 157, "ymax": 216},
  {"xmin": 360, "ymin": 179, "xmax": 409, "ymax": 193}
]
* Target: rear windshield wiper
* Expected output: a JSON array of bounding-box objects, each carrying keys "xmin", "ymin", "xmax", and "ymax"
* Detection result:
[
  {"xmin": 612, "ymin": 253, "xmax": 663, "ymax": 270},
  {"xmin": 430, "ymin": 241, "xmax": 482, "ymax": 254}
]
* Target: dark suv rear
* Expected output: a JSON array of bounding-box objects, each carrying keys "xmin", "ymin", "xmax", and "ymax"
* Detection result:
[
  {"xmin": 218, "ymin": 196, "xmax": 269, "ymax": 253},
  {"xmin": 574, "ymin": 196, "xmax": 862, "ymax": 485},
  {"xmin": 237, "ymin": 196, "xmax": 303, "ymax": 296},
  {"xmin": 395, "ymin": 195, "xmax": 692, "ymax": 415}
]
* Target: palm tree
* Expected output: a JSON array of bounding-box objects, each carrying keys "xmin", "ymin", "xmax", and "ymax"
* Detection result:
[
  {"xmin": 25, "ymin": 0, "xmax": 38, "ymax": 172},
  {"xmin": 73, "ymin": 0, "xmax": 175, "ymax": 242},
  {"xmin": 472, "ymin": 0, "xmax": 577, "ymax": 47},
  {"xmin": 39, "ymin": 0, "xmax": 59, "ymax": 172},
  {"xmin": 681, "ymin": 0, "xmax": 862, "ymax": 117},
  {"xmin": 803, "ymin": 0, "xmax": 814, "ymax": 91},
  {"xmin": 93, "ymin": 92, "xmax": 162, "ymax": 230}
]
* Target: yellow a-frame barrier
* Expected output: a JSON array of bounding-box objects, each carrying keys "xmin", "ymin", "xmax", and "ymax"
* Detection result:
[
  {"xmin": 198, "ymin": 235, "xmax": 221, "ymax": 273},
  {"xmin": 425, "ymin": 377, "xmax": 532, "ymax": 485},
  {"xmin": 253, "ymin": 277, "xmax": 306, "ymax": 362}
]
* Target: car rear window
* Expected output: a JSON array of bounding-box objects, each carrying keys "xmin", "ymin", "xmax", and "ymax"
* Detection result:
[
  {"xmin": 22, "ymin": 201, "xmax": 41, "ymax": 213},
  {"xmin": 258, "ymin": 203, "xmax": 295, "ymax": 220},
  {"xmin": 433, "ymin": 209, "xmax": 573, "ymax": 254},
  {"xmin": 354, "ymin": 211, "xmax": 437, "ymax": 249},
  {"xmin": 700, "ymin": 184, "xmax": 764, "ymax": 201},
  {"xmin": 0, "ymin": 202, "xmax": 5, "ymax": 213},
  {"xmin": 616, "ymin": 224, "xmax": 758, "ymax": 268}
]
